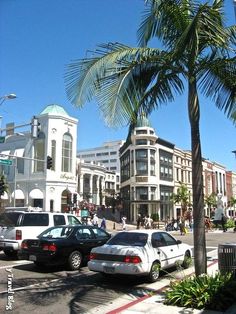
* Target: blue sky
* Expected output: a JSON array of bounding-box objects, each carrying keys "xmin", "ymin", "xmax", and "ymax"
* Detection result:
[{"xmin": 1, "ymin": 0, "xmax": 236, "ymax": 170}]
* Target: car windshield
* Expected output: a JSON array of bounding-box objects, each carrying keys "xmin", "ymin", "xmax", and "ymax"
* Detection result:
[
  {"xmin": 39, "ymin": 226, "xmax": 74, "ymax": 238},
  {"xmin": 0, "ymin": 212, "xmax": 22, "ymax": 226},
  {"xmin": 107, "ymin": 232, "xmax": 148, "ymax": 247}
]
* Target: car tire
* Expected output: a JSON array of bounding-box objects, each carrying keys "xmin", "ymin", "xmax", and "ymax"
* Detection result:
[
  {"xmin": 147, "ymin": 261, "xmax": 160, "ymax": 283},
  {"xmin": 67, "ymin": 251, "xmax": 82, "ymax": 271},
  {"xmin": 3, "ymin": 249, "xmax": 18, "ymax": 258},
  {"xmin": 182, "ymin": 251, "xmax": 191, "ymax": 269}
]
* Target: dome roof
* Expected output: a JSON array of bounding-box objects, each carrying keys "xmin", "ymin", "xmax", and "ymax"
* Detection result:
[
  {"xmin": 40, "ymin": 104, "xmax": 69, "ymax": 117},
  {"xmin": 136, "ymin": 112, "xmax": 152, "ymax": 128}
]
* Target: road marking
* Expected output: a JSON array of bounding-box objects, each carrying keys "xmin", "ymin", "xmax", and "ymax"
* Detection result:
[{"xmin": 0, "ymin": 260, "xmax": 32, "ymax": 270}]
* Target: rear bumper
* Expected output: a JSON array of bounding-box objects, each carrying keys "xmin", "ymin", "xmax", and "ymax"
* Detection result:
[
  {"xmin": 18, "ymin": 251, "xmax": 65, "ymax": 265},
  {"xmin": 0, "ymin": 240, "xmax": 20, "ymax": 251}
]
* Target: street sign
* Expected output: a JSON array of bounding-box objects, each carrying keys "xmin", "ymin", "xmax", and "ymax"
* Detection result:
[
  {"xmin": 0, "ymin": 159, "xmax": 12, "ymax": 165},
  {"xmin": 0, "ymin": 136, "xmax": 5, "ymax": 143}
]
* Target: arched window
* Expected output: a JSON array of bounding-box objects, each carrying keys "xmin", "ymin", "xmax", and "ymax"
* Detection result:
[
  {"xmin": 61, "ymin": 133, "xmax": 72, "ymax": 172},
  {"xmin": 33, "ymin": 132, "xmax": 45, "ymax": 172}
]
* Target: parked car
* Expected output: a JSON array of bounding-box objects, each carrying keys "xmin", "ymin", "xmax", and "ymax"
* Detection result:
[
  {"xmin": 0, "ymin": 210, "xmax": 81, "ymax": 257},
  {"xmin": 88, "ymin": 230, "xmax": 192, "ymax": 282},
  {"xmin": 18, "ymin": 225, "xmax": 111, "ymax": 270}
]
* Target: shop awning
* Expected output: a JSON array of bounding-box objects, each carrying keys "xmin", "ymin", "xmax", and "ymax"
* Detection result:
[
  {"xmin": 29, "ymin": 188, "xmax": 43, "ymax": 199},
  {"xmin": 11, "ymin": 189, "xmax": 25, "ymax": 199},
  {"xmin": 13, "ymin": 148, "xmax": 24, "ymax": 157},
  {"xmin": 0, "ymin": 151, "xmax": 10, "ymax": 159}
]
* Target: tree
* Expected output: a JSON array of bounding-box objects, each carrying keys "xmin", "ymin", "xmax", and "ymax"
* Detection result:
[
  {"xmin": 172, "ymin": 182, "xmax": 191, "ymax": 217},
  {"xmin": 204, "ymin": 192, "xmax": 217, "ymax": 217},
  {"xmin": 65, "ymin": 0, "xmax": 236, "ymax": 275}
]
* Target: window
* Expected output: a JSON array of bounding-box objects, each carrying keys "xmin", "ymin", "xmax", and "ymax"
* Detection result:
[
  {"xmin": 68, "ymin": 215, "xmax": 81, "ymax": 225},
  {"xmin": 76, "ymin": 228, "xmax": 92, "ymax": 240},
  {"xmin": 93, "ymin": 228, "xmax": 109, "ymax": 239},
  {"xmin": 136, "ymin": 139, "xmax": 147, "ymax": 145},
  {"xmin": 22, "ymin": 214, "xmax": 49, "ymax": 226},
  {"xmin": 62, "ymin": 133, "xmax": 72, "ymax": 172},
  {"xmin": 33, "ymin": 132, "xmax": 45, "ymax": 172},
  {"xmin": 53, "ymin": 215, "xmax": 66, "ymax": 226},
  {"xmin": 51, "ymin": 140, "xmax": 56, "ymax": 171},
  {"xmin": 136, "ymin": 187, "xmax": 148, "ymax": 200}
]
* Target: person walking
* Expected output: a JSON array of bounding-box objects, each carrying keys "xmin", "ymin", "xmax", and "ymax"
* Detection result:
[
  {"xmin": 221, "ymin": 213, "xmax": 227, "ymax": 232},
  {"xmin": 92, "ymin": 213, "xmax": 99, "ymax": 227},
  {"xmin": 100, "ymin": 217, "xmax": 106, "ymax": 230},
  {"xmin": 136, "ymin": 214, "xmax": 142, "ymax": 229},
  {"xmin": 121, "ymin": 216, "xmax": 126, "ymax": 230}
]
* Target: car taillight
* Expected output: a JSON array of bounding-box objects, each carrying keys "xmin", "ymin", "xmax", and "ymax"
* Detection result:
[
  {"xmin": 123, "ymin": 256, "xmax": 142, "ymax": 264},
  {"xmin": 90, "ymin": 253, "xmax": 97, "ymax": 260},
  {"xmin": 21, "ymin": 241, "xmax": 28, "ymax": 249},
  {"xmin": 16, "ymin": 230, "xmax": 22, "ymax": 240},
  {"xmin": 42, "ymin": 244, "xmax": 57, "ymax": 252}
]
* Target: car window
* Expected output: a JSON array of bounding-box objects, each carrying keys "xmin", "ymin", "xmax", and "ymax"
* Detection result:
[
  {"xmin": 68, "ymin": 215, "xmax": 81, "ymax": 225},
  {"xmin": 54, "ymin": 215, "xmax": 66, "ymax": 226},
  {"xmin": 76, "ymin": 228, "xmax": 93, "ymax": 240},
  {"xmin": 151, "ymin": 233, "xmax": 166, "ymax": 247},
  {"xmin": 40, "ymin": 226, "xmax": 73, "ymax": 238},
  {"xmin": 107, "ymin": 232, "xmax": 148, "ymax": 247},
  {"xmin": 162, "ymin": 232, "xmax": 177, "ymax": 246},
  {"xmin": 21, "ymin": 213, "xmax": 49, "ymax": 226},
  {"xmin": 92, "ymin": 228, "xmax": 109, "ymax": 239},
  {"xmin": 0, "ymin": 212, "xmax": 22, "ymax": 227}
]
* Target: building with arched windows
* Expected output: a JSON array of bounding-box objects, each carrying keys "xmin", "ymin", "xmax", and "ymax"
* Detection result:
[{"xmin": 0, "ymin": 104, "xmax": 78, "ymax": 212}]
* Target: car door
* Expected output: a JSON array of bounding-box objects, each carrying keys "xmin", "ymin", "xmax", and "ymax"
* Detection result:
[
  {"xmin": 75, "ymin": 227, "xmax": 98, "ymax": 256},
  {"xmin": 161, "ymin": 232, "xmax": 183, "ymax": 266}
]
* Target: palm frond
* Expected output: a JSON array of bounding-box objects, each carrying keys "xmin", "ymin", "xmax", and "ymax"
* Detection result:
[{"xmin": 199, "ymin": 56, "xmax": 236, "ymax": 118}]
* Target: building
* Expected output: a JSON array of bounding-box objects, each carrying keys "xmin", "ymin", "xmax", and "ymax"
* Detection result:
[
  {"xmin": 0, "ymin": 104, "xmax": 78, "ymax": 212},
  {"xmin": 119, "ymin": 113, "xmax": 174, "ymax": 222}
]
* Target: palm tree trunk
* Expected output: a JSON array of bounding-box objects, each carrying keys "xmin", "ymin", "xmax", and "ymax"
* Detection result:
[{"xmin": 188, "ymin": 80, "xmax": 207, "ymax": 275}]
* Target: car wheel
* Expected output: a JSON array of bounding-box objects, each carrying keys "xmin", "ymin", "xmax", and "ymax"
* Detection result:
[
  {"xmin": 182, "ymin": 251, "xmax": 191, "ymax": 269},
  {"xmin": 3, "ymin": 250, "xmax": 18, "ymax": 258},
  {"xmin": 67, "ymin": 251, "xmax": 82, "ymax": 271},
  {"xmin": 148, "ymin": 262, "xmax": 160, "ymax": 283}
]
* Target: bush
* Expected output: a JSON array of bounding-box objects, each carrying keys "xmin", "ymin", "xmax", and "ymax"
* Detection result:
[
  {"xmin": 164, "ymin": 272, "xmax": 236, "ymax": 311},
  {"xmin": 151, "ymin": 213, "xmax": 159, "ymax": 222}
]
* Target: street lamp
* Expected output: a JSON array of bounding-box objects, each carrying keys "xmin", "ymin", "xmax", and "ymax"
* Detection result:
[{"xmin": 0, "ymin": 94, "xmax": 17, "ymax": 106}]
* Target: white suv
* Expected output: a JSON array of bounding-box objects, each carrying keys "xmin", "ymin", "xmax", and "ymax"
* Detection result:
[{"xmin": 0, "ymin": 210, "xmax": 81, "ymax": 257}]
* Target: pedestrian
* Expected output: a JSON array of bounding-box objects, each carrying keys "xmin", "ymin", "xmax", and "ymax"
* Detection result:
[
  {"xmin": 100, "ymin": 217, "xmax": 106, "ymax": 230},
  {"xmin": 121, "ymin": 216, "xmax": 126, "ymax": 230},
  {"xmin": 221, "ymin": 213, "xmax": 227, "ymax": 232},
  {"xmin": 137, "ymin": 214, "xmax": 141, "ymax": 229},
  {"xmin": 92, "ymin": 213, "xmax": 98, "ymax": 227},
  {"xmin": 179, "ymin": 217, "xmax": 186, "ymax": 235}
]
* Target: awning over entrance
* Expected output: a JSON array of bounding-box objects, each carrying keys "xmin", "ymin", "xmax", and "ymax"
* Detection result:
[
  {"xmin": 13, "ymin": 148, "xmax": 25, "ymax": 157},
  {"xmin": 11, "ymin": 189, "xmax": 25, "ymax": 199},
  {"xmin": 29, "ymin": 188, "xmax": 43, "ymax": 199}
]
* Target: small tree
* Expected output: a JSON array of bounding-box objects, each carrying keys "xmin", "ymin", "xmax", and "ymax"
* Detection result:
[{"xmin": 172, "ymin": 182, "xmax": 191, "ymax": 217}]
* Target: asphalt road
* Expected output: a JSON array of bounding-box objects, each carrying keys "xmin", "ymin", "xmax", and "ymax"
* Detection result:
[{"xmin": 0, "ymin": 229, "xmax": 234, "ymax": 314}]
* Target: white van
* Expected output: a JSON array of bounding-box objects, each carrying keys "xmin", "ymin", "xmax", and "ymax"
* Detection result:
[{"xmin": 0, "ymin": 210, "xmax": 81, "ymax": 257}]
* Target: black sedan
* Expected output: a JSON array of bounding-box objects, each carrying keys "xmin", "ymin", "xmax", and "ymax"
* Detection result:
[{"xmin": 18, "ymin": 225, "xmax": 111, "ymax": 270}]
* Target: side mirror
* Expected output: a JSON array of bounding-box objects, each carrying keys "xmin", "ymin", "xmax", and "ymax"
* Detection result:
[{"xmin": 176, "ymin": 240, "xmax": 182, "ymax": 244}]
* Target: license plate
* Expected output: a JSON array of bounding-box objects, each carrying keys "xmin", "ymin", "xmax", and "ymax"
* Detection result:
[
  {"xmin": 29, "ymin": 255, "xmax": 37, "ymax": 261},
  {"xmin": 103, "ymin": 266, "xmax": 115, "ymax": 273}
]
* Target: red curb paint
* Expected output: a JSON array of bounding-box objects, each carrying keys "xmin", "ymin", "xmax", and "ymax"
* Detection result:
[{"xmin": 106, "ymin": 260, "xmax": 219, "ymax": 314}]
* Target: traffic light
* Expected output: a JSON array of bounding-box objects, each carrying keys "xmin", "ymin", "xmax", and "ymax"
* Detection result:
[
  {"xmin": 31, "ymin": 116, "xmax": 41, "ymax": 138},
  {"xmin": 73, "ymin": 193, "xmax": 77, "ymax": 204},
  {"xmin": 0, "ymin": 176, "xmax": 7, "ymax": 196},
  {"xmin": 47, "ymin": 155, "xmax": 53, "ymax": 169},
  {"xmin": 0, "ymin": 178, "xmax": 4, "ymax": 196}
]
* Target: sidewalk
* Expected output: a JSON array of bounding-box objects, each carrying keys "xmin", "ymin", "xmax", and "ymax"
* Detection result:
[{"xmin": 88, "ymin": 259, "xmax": 236, "ymax": 314}]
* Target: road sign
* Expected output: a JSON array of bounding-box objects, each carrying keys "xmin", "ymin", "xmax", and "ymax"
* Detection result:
[
  {"xmin": 0, "ymin": 136, "xmax": 5, "ymax": 143},
  {"xmin": 0, "ymin": 159, "xmax": 12, "ymax": 165}
]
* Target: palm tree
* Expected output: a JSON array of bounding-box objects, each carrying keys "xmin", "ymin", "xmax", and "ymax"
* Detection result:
[
  {"xmin": 65, "ymin": 0, "xmax": 236, "ymax": 275},
  {"xmin": 204, "ymin": 192, "xmax": 217, "ymax": 217},
  {"xmin": 172, "ymin": 182, "xmax": 191, "ymax": 217}
]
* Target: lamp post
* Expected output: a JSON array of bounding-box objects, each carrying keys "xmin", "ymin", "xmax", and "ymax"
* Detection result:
[
  {"xmin": 0, "ymin": 93, "xmax": 17, "ymax": 106},
  {"xmin": 0, "ymin": 94, "xmax": 17, "ymax": 131}
]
